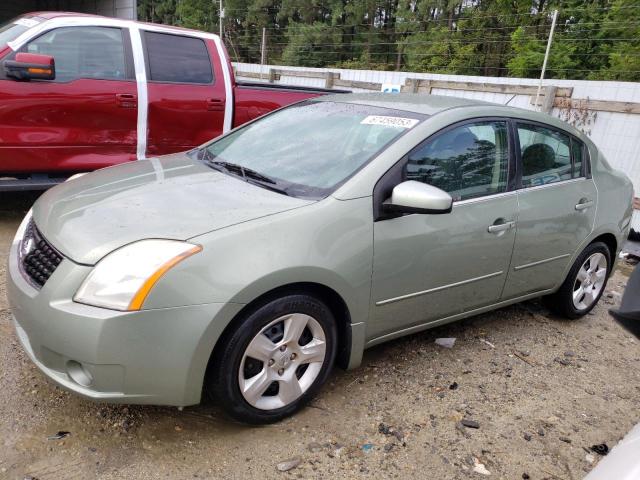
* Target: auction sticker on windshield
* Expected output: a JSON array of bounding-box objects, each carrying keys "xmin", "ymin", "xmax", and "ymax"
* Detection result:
[{"xmin": 361, "ymin": 116, "xmax": 420, "ymax": 129}]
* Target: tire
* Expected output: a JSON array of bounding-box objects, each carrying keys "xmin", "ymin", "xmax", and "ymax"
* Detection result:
[
  {"xmin": 630, "ymin": 228, "xmax": 640, "ymax": 241},
  {"xmin": 207, "ymin": 294, "xmax": 337, "ymax": 424},
  {"xmin": 547, "ymin": 241, "xmax": 611, "ymax": 319}
]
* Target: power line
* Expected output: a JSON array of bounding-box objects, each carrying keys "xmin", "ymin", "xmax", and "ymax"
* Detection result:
[
  {"xmin": 236, "ymin": 20, "xmax": 639, "ymax": 37},
  {"xmin": 234, "ymin": 62, "xmax": 640, "ymax": 74},
  {"xmin": 221, "ymin": 3, "xmax": 640, "ymax": 16},
  {"xmin": 262, "ymin": 36, "xmax": 640, "ymax": 48},
  {"xmin": 238, "ymin": 46, "xmax": 640, "ymax": 59}
]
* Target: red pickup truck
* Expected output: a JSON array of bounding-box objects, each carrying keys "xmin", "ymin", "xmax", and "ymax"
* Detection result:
[{"xmin": 0, "ymin": 12, "xmax": 339, "ymax": 190}]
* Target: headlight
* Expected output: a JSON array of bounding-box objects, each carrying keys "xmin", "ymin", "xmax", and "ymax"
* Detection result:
[
  {"xmin": 13, "ymin": 209, "xmax": 32, "ymax": 249},
  {"xmin": 74, "ymin": 239, "xmax": 202, "ymax": 311}
]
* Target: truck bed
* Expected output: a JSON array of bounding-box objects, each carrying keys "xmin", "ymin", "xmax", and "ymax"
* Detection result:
[{"xmin": 233, "ymin": 82, "xmax": 349, "ymax": 127}]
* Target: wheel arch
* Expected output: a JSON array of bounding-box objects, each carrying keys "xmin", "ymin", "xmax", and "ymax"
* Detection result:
[
  {"xmin": 552, "ymin": 227, "xmax": 621, "ymax": 295},
  {"xmin": 206, "ymin": 282, "xmax": 354, "ymax": 385},
  {"xmin": 590, "ymin": 232, "xmax": 617, "ymax": 272}
]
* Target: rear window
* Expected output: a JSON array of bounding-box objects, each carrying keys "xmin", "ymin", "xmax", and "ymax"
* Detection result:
[{"xmin": 144, "ymin": 31, "xmax": 213, "ymax": 84}]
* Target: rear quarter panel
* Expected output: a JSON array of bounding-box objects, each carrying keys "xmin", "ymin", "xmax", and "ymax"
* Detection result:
[{"xmin": 590, "ymin": 142, "xmax": 634, "ymax": 252}]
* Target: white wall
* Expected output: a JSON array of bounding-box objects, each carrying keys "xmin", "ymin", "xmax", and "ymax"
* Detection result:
[
  {"xmin": 234, "ymin": 62, "xmax": 640, "ymax": 194},
  {"xmin": 96, "ymin": 0, "xmax": 136, "ymax": 20}
]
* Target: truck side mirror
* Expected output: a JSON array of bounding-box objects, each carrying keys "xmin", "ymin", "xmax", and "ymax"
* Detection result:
[{"xmin": 5, "ymin": 53, "xmax": 55, "ymax": 81}]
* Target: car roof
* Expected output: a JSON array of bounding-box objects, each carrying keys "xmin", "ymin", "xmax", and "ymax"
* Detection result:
[
  {"xmin": 19, "ymin": 12, "xmax": 214, "ymax": 36},
  {"xmin": 316, "ymin": 92, "xmax": 495, "ymax": 116},
  {"xmin": 316, "ymin": 92, "xmax": 587, "ymax": 139},
  {"xmin": 23, "ymin": 11, "xmax": 93, "ymax": 20}
]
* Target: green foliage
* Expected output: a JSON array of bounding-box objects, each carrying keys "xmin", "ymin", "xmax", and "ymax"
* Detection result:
[
  {"xmin": 138, "ymin": 0, "xmax": 640, "ymax": 80},
  {"xmin": 507, "ymin": 27, "xmax": 577, "ymax": 79},
  {"xmin": 282, "ymin": 23, "xmax": 342, "ymax": 67}
]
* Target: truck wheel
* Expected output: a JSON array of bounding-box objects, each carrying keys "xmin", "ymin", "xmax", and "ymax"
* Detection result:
[
  {"xmin": 547, "ymin": 242, "xmax": 611, "ymax": 319},
  {"xmin": 207, "ymin": 294, "xmax": 337, "ymax": 424}
]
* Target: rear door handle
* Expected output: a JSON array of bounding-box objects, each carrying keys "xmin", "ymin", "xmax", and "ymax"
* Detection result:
[
  {"xmin": 575, "ymin": 200, "xmax": 594, "ymax": 211},
  {"xmin": 488, "ymin": 221, "xmax": 515, "ymax": 234},
  {"xmin": 207, "ymin": 98, "xmax": 225, "ymax": 111},
  {"xmin": 115, "ymin": 93, "xmax": 137, "ymax": 108}
]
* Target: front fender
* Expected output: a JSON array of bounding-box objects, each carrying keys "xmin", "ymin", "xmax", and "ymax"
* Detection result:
[{"xmin": 144, "ymin": 196, "xmax": 375, "ymax": 386}]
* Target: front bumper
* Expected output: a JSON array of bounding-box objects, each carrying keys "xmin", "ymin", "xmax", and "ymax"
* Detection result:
[{"xmin": 7, "ymin": 237, "xmax": 243, "ymax": 406}]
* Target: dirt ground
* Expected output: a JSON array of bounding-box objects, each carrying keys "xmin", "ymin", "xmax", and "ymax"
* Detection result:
[{"xmin": 1, "ymin": 192, "xmax": 638, "ymax": 480}]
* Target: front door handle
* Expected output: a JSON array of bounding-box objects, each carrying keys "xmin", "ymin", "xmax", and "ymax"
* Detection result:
[
  {"xmin": 575, "ymin": 200, "xmax": 594, "ymax": 211},
  {"xmin": 206, "ymin": 98, "xmax": 225, "ymax": 111},
  {"xmin": 115, "ymin": 93, "xmax": 137, "ymax": 108},
  {"xmin": 488, "ymin": 220, "xmax": 515, "ymax": 234}
]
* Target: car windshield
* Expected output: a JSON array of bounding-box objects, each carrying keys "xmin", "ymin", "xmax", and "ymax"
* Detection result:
[
  {"xmin": 0, "ymin": 16, "xmax": 41, "ymax": 46},
  {"xmin": 199, "ymin": 101, "xmax": 425, "ymax": 198}
]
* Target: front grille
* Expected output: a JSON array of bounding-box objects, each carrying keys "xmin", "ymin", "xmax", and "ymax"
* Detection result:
[{"xmin": 20, "ymin": 220, "xmax": 63, "ymax": 288}]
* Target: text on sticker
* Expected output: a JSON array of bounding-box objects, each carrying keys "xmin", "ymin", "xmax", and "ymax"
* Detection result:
[{"xmin": 361, "ymin": 116, "xmax": 419, "ymax": 129}]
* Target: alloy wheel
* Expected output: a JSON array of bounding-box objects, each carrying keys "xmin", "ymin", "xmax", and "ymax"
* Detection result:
[
  {"xmin": 572, "ymin": 252, "xmax": 608, "ymax": 310},
  {"xmin": 238, "ymin": 313, "xmax": 326, "ymax": 410}
]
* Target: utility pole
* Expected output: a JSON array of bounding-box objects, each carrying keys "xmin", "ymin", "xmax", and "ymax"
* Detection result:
[
  {"xmin": 219, "ymin": 0, "xmax": 224, "ymax": 39},
  {"xmin": 534, "ymin": 9, "xmax": 558, "ymax": 112},
  {"xmin": 260, "ymin": 27, "xmax": 267, "ymax": 80}
]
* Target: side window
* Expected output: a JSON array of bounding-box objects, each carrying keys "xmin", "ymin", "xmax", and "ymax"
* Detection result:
[
  {"xmin": 406, "ymin": 120, "xmax": 509, "ymax": 201},
  {"xmin": 144, "ymin": 31, "xmax": 213, "ymax": 84},
  {"xmin": 517, "ymin": 123, "xmax": 572, "ymax": 187},
  {"xmin": 571, "ymin": 138, "xmax": 585, "ymax": 178},
  {"xmin": 24, "ymin": 27, "xmax": 127, "ymax": 81}
]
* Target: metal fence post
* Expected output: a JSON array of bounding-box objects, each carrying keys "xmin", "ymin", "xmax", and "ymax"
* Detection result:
[{"xmin": 534, "ymin": 9, "xmax": 558, "ymax": 111}]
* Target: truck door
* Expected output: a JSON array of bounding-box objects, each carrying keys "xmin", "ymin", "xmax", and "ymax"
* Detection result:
[
  {"xmin": 142, "ymin": 31, "xmax": 227, "ymax": 156},
  {"xmin": 0, "ymin": 25, "xmax": 138, "ymax": 174}
]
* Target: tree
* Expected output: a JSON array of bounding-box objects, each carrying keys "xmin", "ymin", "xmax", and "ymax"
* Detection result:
[
  {"xmin": 507, "ymin": 26, "xmax": 578, "ymax": 79},
  {"xmin": 136, "ymin": 0, "xmax": 640, "ymax": 79}
]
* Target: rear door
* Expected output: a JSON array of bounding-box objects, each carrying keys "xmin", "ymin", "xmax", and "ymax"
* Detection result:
[
  {"xmin": 0, "ymin": 25, "xmax": 137, "ymax": 174},
  {"xmin": 502, "ymin": 122, "xmax": 596, "ymax": 299},
  {"xmin": 143, "ymin": 31, "xmax": 226, "ymax": 156}
]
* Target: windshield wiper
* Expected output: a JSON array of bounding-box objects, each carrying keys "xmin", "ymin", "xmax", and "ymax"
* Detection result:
[
  {"xmin": 205, "ymin": 159, "xmax": 290, "ymax": 196},
  {"xmin": 245, "ymin": 178, "xmax": 291, "ymax": 196},
  {"xmin": 210, "ymin": 161, "xmax": 277, "ymax": 185}
]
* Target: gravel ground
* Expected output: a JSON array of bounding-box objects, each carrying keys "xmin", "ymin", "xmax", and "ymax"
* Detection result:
[{"xmin": 1, "ymin": 192, "xmax": 639, "ymax": 480}]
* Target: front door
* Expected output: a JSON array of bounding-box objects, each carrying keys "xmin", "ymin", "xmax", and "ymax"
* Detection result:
[
  {"xmin": 0, "ymin": 25, "xmax": 137, "ymax": 174},
  {"xmin": 142, "ymin": 31, "xmax": 226, "ymax": 157},
  {"xmin": 369, "ymin": 119, "xmax": 518, "ymax": 341},
  {"xmin": 502, "ymin": 122, "xmax": 597, "ymax": 298}
]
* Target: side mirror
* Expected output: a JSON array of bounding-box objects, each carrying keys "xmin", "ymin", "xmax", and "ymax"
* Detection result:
[
  {"xmin": 4, "ymin": 53, "xmax": 55, "ymax": 81},
  {"xmin": 383, "ymin": 180, "xmax": 453, "ymax": 215}
]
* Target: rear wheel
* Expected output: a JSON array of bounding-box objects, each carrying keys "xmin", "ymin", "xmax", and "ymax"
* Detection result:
[
  {"xmin": 548, "ymin": 242, "xmax": 611, "ymax": 319},
  {"xmin": 207, "ymin": 294, "xmax": 337, "ymax": 424}
]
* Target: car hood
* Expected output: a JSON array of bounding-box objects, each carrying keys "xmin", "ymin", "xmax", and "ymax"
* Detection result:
[{"xmin": 33, "ymin": 153, "xmax": 314, "ymax": 265}]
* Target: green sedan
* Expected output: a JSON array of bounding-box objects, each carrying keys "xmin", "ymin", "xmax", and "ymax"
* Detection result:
[{"xmin": 7, "ymin": 93, "xmax": 634, "ymax": 424}]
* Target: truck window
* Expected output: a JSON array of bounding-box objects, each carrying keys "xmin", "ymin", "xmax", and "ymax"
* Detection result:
[
  {"xmin": 144, "ymin": 31, "xmax": 213, "ymax": 84},
  {"xmin": 24, "ymin": 26, "xmax": 127, "ymax": 82}
]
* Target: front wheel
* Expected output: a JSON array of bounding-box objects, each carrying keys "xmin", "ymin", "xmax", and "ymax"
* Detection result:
[
  {"xmin": 207, "ymin": 294, "xmax": 337, "ymax": 424},
  {"xmin": 548, "ymin": 242, "xmax": 611, "ymax": 319}
]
